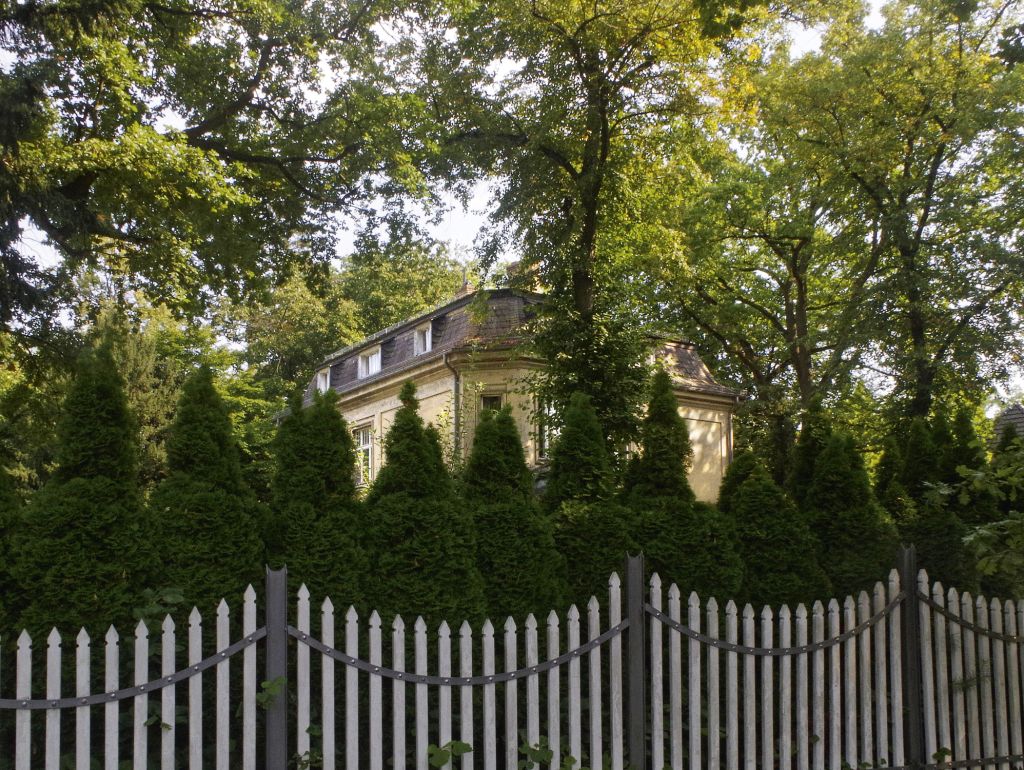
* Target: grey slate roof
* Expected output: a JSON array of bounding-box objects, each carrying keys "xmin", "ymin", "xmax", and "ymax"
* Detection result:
[
  {"xmin": 309, "ymin": 289, "xmax": 738, "ymax": 401},
  {"xmin": 995, "ymin": 403, "xmax": 1024, "ymax": 443}
]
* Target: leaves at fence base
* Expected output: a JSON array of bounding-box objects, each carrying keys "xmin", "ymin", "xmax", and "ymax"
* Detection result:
[
  {"xmin": 256, "ymin": 676, "xmax": 287, "ymax": 711},
  {"xmin": 428, "ymin": 740, "xmax": 473, "ymax": 767}
]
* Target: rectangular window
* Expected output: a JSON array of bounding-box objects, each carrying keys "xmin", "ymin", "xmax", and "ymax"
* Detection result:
[
  {"xmin": 536, "ymin": 398, "xmax": 559, "ymax": 460},
  {"xmin": 315, "ymin": 368, "xmax": 330, "ymax": 394},
  {"xmin": 480, "ymin": 394, "xmax": 503, "ymax": 413},
  {"xmin": 357, "ymin": 347, "xmax": 381, "ymax": 378},
  {"xmin": 353, "ymin": 425, "xmax": 373, "ymax": 486},
  {"xmin": 414, "ymin": 322, "xmax": 432, "ymax": 355}
]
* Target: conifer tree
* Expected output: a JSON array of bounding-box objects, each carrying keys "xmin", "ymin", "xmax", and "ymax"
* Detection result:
[
  {"xmin": 623, "ymin": 369, "xmax": 742, "ymax": 597},
  {"xmin": 717, "ymin": 450, "xmax": 759, "ymax": 516},
  {"xmin": 902, "ymin": 498, "xmax": 975, "ymax": 589},
  {"xmin": 463, "ymin": 407, "xmax": 566, "ymax": 618},
  {"xmin": 0, "ymin": 465, "xmax": 22, "ymax": 629},
  {"xmin": 997, "ymin": 423, "xmax": 1020, "ymax": 453},
  {"xmin": 732, "ymin": 464, "xmax": 830, "ymax": 606},
  {"xmin": 148, "ymin": 366, "xmax": 263, "ymax": 614},
  {"xmin": 543, "ymin": 392, "xmax": 611, "ymax": 512},
  {"xmin": 544, "ymin": 390, "xmax": 634, "ymax": 603},
  {"xmin": 363, "ymin": 382, "xmax": 485, "ymax": 624},
  {"xmin": 805, "ymin": 433, "xmax": 897, "ymax": 596},
  {"xmin": 554, "ymin": 500, "xmax": 638, "ymax": 604},
  {"xmin": 899, "ymin": 416, "xmax": 940, "ymax": 500},
  {"xmin": 12, "ymin": 344, "xmax": 148, "ymax": 634},
  {"xmin": 945, "ymin": 408, "xmax": 999, "ymax": 528},
  {"xmin": 787, "ymin": 408, "xmax": 832, "ymax": 511},
  {"xmin": 623, "ymin": 369, "xmax": 695, "ymax": 504},
  {"xmin": 271, "ymin": 389, "xmax": 366, "ymax": 607}
]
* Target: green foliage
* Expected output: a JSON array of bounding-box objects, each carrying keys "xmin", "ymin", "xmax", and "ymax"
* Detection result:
[
  {"xmin": 93, "ymin": 298, "xmax": 216, "ymax": 493},
  {"xmin": 900, "ymin": 417, "xmax": 941, "ymax": 500},
  {"xmin": 543, "ymin": 393, "xmax": 612, "ymax": 513},
  {"xmin": 964, "ymin": 431, "xmax": 1024, "ymax": 594},
  {"xmin": 787, "ymin": 410, "xmax": 831, "ymax": 512},
  {"xmin": 427, "ymin": 741, "xmax": 473, "ymax": 768},
  {"xmin": 998, "ymin": 423, "xmax": 1021, "ymax": 453},
  {"xmin": 165, "ymin": 366, "xmax": 244, "ymax": 492},
  {"xmin": 364, "ymin": 382, "xmax": 485, "ymax": 624},
  {"xmin": 530, "ymin": 299, "xmax": 651, "ymax": 452},
  {"xmin": 339, "ymin": 235, "xmax": 463, "ymax": 334},
  {"xmin": 0, "ymin": 465, "xmax": 22, "ymax": 629},
  {"xmin": 463, "ymin": 408, "xmax": 566, "ymax": 618},
  {"xmin": 623, "ymin": 369, "xmax": 696, "ymax": 504},
  {"xmin": 221, "ymin": 271, "xmax": 363, "ymax": 396},
  {"xmin": 11, "ymin": 345, "xmax": 147, "ymax": 634},
  {"xmin": 425, "ymin": 0, "xmax": 755, "ymax": 448},
  {"xmin": 717, "ymin": 450, "xmax": 759, "ymax": 516},
  {"xmin": 271, "ymin": 390, "xmax": 366, "ymax": 607},
  {"xmin": 943, "ymin": 407, "xmax": 1000, "ymax": 529},
  {"xmin": 148, "ymin": 366, "xmax": 263, "ymax": 614},
  {"xmin": 624, "ymin": 369, "xmax": 742, "ymax": 597},
  {"xmin": 901, "ymin": 498, "xmax": 975, "ymax": 591},
  {"xmin": 804, "ymin": 433, "xmax": 897, "ymax": 596},
  {"xmin": 554, "ymin": 501, "xmax": 637, "ymax": 605},
  {"xmin": 54, "ymin": 345, "xmax": 139, "ymax": 486},
  {"xmin": 732, "ymin": 465, "xmax": 830, "ymax": 606},
  {"xmin": 967, "ymin": 512, "xmax": 1024, "ymax": 597},
  {"xmin": 1, "ymin": 0, "xmax": 430, "ymax": 344},
  {"xmin": 641, "ymin": 500, "xmax": 744, "ymax": 600}
]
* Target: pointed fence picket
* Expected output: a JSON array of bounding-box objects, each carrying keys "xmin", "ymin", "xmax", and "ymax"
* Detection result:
[{"xmin": 4, "ymin": 551, "xmax": 1024, "ymax": 770}]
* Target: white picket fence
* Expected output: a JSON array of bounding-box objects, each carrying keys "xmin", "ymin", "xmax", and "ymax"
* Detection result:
[{"xmin": 2, "ymin": 550, "xmax": 1024, "ymax": 769}]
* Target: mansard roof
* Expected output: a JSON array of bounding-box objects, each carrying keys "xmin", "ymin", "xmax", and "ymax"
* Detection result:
[{"xmin": 310, "ymin": 288, "xmax": 739, "ymax": 401}]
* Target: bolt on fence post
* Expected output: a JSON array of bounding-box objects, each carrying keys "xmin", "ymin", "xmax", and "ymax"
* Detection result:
[
  {"xmin": 626, "ymin": 552, "xmax": 647, "ymax": 770},
  {"xmin": 265, "ymin": 566, "xmax": 289, "ymax": 770},
  {"xmin": 898, "ymin": 545, "xmax": 925, "ymax": 769}
]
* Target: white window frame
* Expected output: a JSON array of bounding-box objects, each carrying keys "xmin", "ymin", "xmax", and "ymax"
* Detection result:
[
  {"xmin": 357, "ymin": 346, "xmax": 381, "ymax": 379},
  {"xmin": 315, "ymin": 368, "xmax": 331, "ymax": 394},
  {"xmin": 353, "ymin": 424, "xmax": 373, "ymax": 486},
  {"xmin": 536, "ymin": 398, "xmax": 558, "ymax": 461},
  {"xmin": 414, "ymin": 322, "xmax": 432, "ymax": 355}
]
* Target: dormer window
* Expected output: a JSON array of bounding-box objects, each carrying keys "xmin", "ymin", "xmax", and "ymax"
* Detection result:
[
  {"xmin": 414, "ymin": 322, "xmax": 432, "ymax": 355},
  {"xmin": 358, "ymin": 346, "xmax": 381, "ymax": 378},
  {"xmin": 315, "ymin": 368, "xmax": 331, "ymax": 394}
]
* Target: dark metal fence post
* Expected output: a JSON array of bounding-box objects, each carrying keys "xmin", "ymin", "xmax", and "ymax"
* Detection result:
[
  {"xmin": 265, "ymin": 566, "xmax": 289, "ymax": 770},
  {"xmin": 626, "ymin": 553, "xmax": 647, "ymax": 770},
  {"xmin": 899, "ymin": 545, "xmax": 925, "ymax": 768}
]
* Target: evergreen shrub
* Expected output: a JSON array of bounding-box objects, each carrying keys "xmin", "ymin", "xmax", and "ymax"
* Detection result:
[
  {"xmin": 363, "ymin": 382, "xmax": 485, "ymax": 624},
  {"xmin": 148, "ymin": 366, "xmax": 263, "ymax": 614},
  {"xmin": 271, "ymin": 389, "xmax": 366, "ymax": 608},
  {"xmin": 12, "ymin": 345, "xmax": 148, "ymax": 634},
  {"xmin": 805, "ymin": 432, "xmax": 897, "ymax": 596},
  {"xmin": 463, "ymin": 407, "xmax": 566, "ymax": 619},
  {"xmin": 732, "ymin": 464, "xmax": 830, "ymax": 606}
]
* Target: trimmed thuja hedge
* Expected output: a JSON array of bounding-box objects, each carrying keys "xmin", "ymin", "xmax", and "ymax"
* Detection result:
[
  {"xmin": 271, "ymin": 388, "xmax": 366, "ymax": 608},
  {"xmin": 147, "ymin": 365, "xmax": 264, "ymax": 615},
  {"xmin": 11, "ymin": 344, "xmax": 149, "ymax": 635},
  {"xmin": 362, "ymin": 382, "xmax": 486, "ymax": 625},
  {"xmin": 623, "ymin": 369, "xmax": 743, "ymax": 600},
  {"xmin": 463, "ymin": 406, "xmax": 566, "ymax": 618}
]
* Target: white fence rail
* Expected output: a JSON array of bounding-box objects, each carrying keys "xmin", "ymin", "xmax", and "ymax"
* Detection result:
[{"xmin": 2, "ymin": 546, "xmax": 1023, "ymax": 769}]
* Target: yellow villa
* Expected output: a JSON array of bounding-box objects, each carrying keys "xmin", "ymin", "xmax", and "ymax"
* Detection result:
[{"xmin": 305, "ymin": 288, "xmax": 740, "ymax": 501}]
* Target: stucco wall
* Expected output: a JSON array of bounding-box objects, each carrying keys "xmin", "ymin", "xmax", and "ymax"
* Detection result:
[
  {"xmin": 677, "ymin": 398, "xmax": 734, "ymax": 503},
  {"xmin": 338, "ymin": 368, "xmax": 456, "ymax": 480},
  {"xmin": 334, "ymin": 362, "xmax": 735, "ymax": 502}
]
